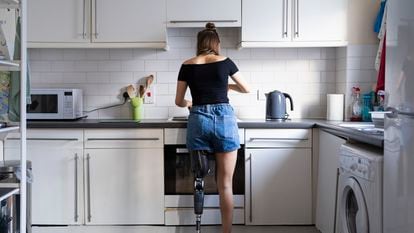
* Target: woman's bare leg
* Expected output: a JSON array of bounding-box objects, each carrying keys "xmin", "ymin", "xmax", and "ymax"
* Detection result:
[{"xmin": 215, "ymin": 150, "xmax": 238, "ymax": 233}]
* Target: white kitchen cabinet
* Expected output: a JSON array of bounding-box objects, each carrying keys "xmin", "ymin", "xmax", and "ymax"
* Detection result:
[
  {"xmin": 166, "ymin": 0, "xmax": 241, "ymax": 27},
  {"xmin": 4, "ymin": 130, "xmax": 84, "ymax": 225},
  {"xmin": 315, "ymin": 130, "xmax": 346, "ymax": 233},
  {"xmin": 28, "ymin": 0, "xmax": 166, "ymax": 48},
  {"xmin": 241, "ymin": 0, "xmax": 348, "ymax": 47},
  {"xmin": 84, "ymin": 129, "xmax": 164, "ymax": 225},
  {"xmin": 245, "ymin": 129, "xmax": 313, "ymax": 225},
  {"xmin": 27, "ymin": 0, "xmax": 89, "ymax": 44}
]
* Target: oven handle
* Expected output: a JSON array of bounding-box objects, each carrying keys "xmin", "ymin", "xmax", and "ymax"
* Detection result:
[{"xmin": 175, "ymin": 148, "xmax": 189, "ymax": 154}]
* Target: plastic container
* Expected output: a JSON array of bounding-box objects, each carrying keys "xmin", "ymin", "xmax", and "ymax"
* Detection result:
[
  {"xmin": 350, "ymin": 87, "xmax": 362, "ymax": 121},
  {"xmin": 362, "ymin": 94, "xmax": 373, "ymax": 122}
]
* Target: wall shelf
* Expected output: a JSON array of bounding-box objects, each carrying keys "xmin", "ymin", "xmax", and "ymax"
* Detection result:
[
  {"xmin": 0, "ymin": 187, "xmax": 19, "ymax": 202},
  {"xmin": 0, "ymin": 60, "xmax": 20, "ymax": 71},
  {"xmin": 0, "ymin": 126, "xmax": 19, "ymax": 140}
]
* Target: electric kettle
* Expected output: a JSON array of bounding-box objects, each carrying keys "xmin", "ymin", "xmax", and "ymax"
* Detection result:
[{"xmin": 265, "ymin": 90, "xmax": 294, "ymax": 120}]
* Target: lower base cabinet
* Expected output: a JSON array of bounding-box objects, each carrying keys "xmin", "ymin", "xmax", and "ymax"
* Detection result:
[
  {"xmin": 84, "ymin": 148, "xmax": 164, "ymax": 225},
  {"xmin": 245, "ymin": 148, "xmax": 312, "ymax": 225},
  {"xmin": 315, "ymin": 130, "xmax": 346, "ymax": 233}
]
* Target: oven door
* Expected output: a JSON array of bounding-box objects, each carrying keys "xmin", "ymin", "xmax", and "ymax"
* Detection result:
[{"xmin": 164, "ymin": 145, "xmax": 245, "ymax": 225}]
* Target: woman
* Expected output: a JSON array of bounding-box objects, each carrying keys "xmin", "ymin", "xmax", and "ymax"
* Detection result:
[{"xmin": 175, "ymin": 23, "xmax": 250, "ymax": 233}]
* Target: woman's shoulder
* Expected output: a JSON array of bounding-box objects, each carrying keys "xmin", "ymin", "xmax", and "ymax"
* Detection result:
[{"xmin": 182, "ymin": 55, "xmax": 229, "ymax": 65}]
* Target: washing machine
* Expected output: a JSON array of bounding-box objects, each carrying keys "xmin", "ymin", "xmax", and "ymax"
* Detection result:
[{"xmin": 336, "ymin": 143, "xmax": 383, "ymax": 233}]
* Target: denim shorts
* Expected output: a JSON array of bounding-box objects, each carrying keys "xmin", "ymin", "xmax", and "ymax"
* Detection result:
[{"xmin": 187, "ymin": 103, "xmax": 240, "ymax": 153}]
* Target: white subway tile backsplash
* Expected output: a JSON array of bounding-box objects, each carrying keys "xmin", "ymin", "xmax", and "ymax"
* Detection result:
[
  {"xmin": 157, "ymin": 72, "xmax": 179, "ymax": 84},
  {"xmin": 110, "ymin": 49, "xmax": 134, "ymax": 60},
  {"xmin": 28, "ymin": 34, "xmax": 377, "ymax": 120},
  {"xmin": 109, "ymin": 72, "xmax": 134, "ymax": 83},
  {"xmin": 227, "ymin": 48, "xmax": 251, "ymax": 60},
  {"xmin": 251, "ymin": 49, "xmax": 275, "ymax": 59},
  {"xmin": 298, "ymin": 48, "xmax": 321, "ymax": 59},
  {"xmin": 98, "ymin": 61, "xmax": 122, "ymax": 72},
  {"xmin": 62, "ymin": 72, "xmax": 87, "ymax": 84},
  {"xmin": 63, "ymin": 49, "xmax": 87, "ymax": 61},
  {"xmin": 275, "ymin": 48, "xmax": 298, "ymax": 59},
  {"xmin": 86, "ymin": 49, "xmax": 110, "ymax": 60},
  {"xmin": 51, "ymin": 61, "xmax": 75, "ymax": 72},
  {"xmin": 145, "ymin": 60, "xmax": 169, "ymax": 71},
  {"xmin": 74, "ymin": 61, "xmax": 99, "ymax": 72},
  {"xmin": 121, "ymin": 60, "xmax": 145, "ymax": 72},
  {"xmin": 86, "ymin": 72, "xmax": 110, "ymax": 83},
  {"xmin": 40, "ymin": 49, "xmax": 64, "ymax": 61},
  {"xmin": 286, "ymin": 60, "xmax": 309, "ymax": 71},
  {"xmin": 31, "ymin": 61, "xmax": 52, "ymax": 72}
]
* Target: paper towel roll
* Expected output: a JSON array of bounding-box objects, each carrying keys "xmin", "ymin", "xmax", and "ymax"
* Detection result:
[{"xmin": 326, "ymin": 94, "xmax": 344, "ymax": 121}]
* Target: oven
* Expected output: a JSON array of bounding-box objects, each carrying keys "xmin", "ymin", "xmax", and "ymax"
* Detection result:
[{"xmin": 163, "ymin": 128, "xmax": 245, "ymax": 225}]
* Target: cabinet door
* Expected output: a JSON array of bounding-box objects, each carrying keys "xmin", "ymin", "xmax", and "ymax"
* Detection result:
[
  {"xmin": 242, "ymin": 0, "xmax": 291, "ymax": 42},
  {"xmin": 92, "ymin": 0, "xmax": 166, "ymax": 43},
  {"xmin": 315, "ymin": 130, "xmax": 346, "ymax": 233},
  {"xmin": 293, "ymin": 0, "xmax": 347, "ymax": 42},
  {"xmin": 84, "ymin": 148, "xmax": 164, "ymax": 224},
  {"xmin": 28, "ymin": 0, "xmax": 89, "ymax": 43},
  {"xmin": 5, "ymin": 147, "xmax": 83, "ymax": 225},
  {"xmin": 245, "ymin": 148, "xmax": 312, "ymax": 225},
  {"xmin": 167, "ymin": 0, "xmax": 241, "ymax": 27}
]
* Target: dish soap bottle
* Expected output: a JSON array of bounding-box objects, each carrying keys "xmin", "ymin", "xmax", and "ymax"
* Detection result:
[{"xmin": 350, "ymin": 87, "xmax": 362, "ymax": 121}]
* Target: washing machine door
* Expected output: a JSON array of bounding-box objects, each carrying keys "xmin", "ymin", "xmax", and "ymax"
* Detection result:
[{"xmin": 339, "ymin": 177, "xmax": 369, "ymax": 233}]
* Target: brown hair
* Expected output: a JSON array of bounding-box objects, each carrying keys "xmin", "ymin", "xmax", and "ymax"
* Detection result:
[{"xmin": 196, "ymin": 22, "xmax": 220, "ymax": 56}]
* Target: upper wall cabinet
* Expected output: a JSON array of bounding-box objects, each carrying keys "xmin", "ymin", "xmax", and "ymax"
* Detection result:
[
  {"xmin": 28, "ymin": 0, "xmax": 167, "ymax": 48},
  {"xmin": 241, "ymin": 0, "xmax": 348, "ymax": 47},
  {"xmin": 167, "ymin": 0, "xmax": 241, "ymax": 27}
]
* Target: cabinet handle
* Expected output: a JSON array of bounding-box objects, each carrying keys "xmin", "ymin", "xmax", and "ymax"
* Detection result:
[
  {"xmin": 86, "ymin": 137, "xmax": 160, "ymax": 141},
  {"xmin": 248, "ymin": 153, "xmax": 253, "ymax": 223},
  {"xmin": 94, "ymin": 0, "xmax": 98, "ymax": 39},
  {"xmin": 74, "ymin": 153, "xmax": 79, "ymax": 222},
  {"xmin": 82, "ymin": 0, "xmax": 86, "ymax": 39},
  {"xmin": 169, "ymin": 20, "xmax": 238, "ymax": 24},
  {"xmin": 7, "ymin": 138, "xmax": 79, "ymax": 141},
  {"xmin": 295, "ymin": 0, "xmax": 299, "ymax": 37},
  {"xmin": 282, "ymin": 0, "xmax": 288, "ymax": 37},
  {"xmin": 86, "ymin": 153, "xmax": 92, "ymax": 222},
  {"xmin": 249, "ymin": 137, "xmax": 308, "ymax": 141}
]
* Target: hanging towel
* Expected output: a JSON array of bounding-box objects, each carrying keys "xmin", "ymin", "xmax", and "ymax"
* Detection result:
[
  {"xmin": 8, "ymin": 16, "xmax": 31, "ymax": 122},
  {"xmin": 0, "ymin": 71, "xmax": 10, "ymax": 121},
  {"xmin": 374, "ymin": 0, "xmax": 387, "ymax": 34},
  {"xmin": 375, "ymin": 1, "xmax": 387, "ymax": 71},
  {"xmin": 376, "ymin": 33, "xmax": 386, "ymax": 92}
]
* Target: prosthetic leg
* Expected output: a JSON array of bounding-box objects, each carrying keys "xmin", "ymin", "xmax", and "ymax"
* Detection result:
[{"xmin": 190, "ymin": 150, "xmax": 211, "ymax": 233}]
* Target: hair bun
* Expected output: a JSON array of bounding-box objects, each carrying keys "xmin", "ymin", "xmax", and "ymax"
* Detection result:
[{"xmin": 205, "ymin": 22, "xmax": 216, "ymax": 31}]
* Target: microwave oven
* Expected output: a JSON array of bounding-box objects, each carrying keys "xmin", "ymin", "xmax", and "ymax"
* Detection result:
[{"xmin": 27, "ymin": 89, "xmax": 83, "ymax": 120}]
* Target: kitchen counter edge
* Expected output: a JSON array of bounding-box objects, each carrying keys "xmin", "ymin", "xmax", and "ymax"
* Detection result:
[{"xmin": 26, "ymin": 119, "xmax": 383, "ymax": 148}]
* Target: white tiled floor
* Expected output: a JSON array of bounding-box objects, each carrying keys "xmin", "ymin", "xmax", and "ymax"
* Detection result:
[{"xmin": 32, "ymin": 225, "xmax": 321, "ymax": 233}]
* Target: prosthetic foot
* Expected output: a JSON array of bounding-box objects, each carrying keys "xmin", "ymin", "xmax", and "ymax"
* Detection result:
[{"xmin": 190, "ymin": 150, "xmax": 211, "ymax": 233}]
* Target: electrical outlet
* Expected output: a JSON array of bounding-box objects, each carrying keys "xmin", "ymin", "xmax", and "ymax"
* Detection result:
[
  {"xmin": 144, "ymin": 85, "xmax": 155, "ymax": 104},
  {"xmin": 257, "ymin": 89, "xmax": 266, "ymax": 101}
]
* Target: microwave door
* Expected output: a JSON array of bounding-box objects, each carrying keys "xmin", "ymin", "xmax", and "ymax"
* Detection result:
[{"xmin": 27, "ymin": 91, "xmax": 64, "ymax": 119}]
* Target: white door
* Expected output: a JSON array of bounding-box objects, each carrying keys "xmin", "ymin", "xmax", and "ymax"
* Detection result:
[
  {"xmin": 245, "ymin": 148, "xmax": 312, "ymax": 225},
  {"xmin": 28, "ymin": 0, "xmax": 89, "ymax": 43},
  {"xmin": 84, "ymin": 149, "xmax": 164, "ymax": 225},
  {"xmin": 92, "ymin": 0, "xmax": 166, "ymax": 43},
  {"xmin": 293, "ymin": 0, "xmax": 347, "ymax": 42},
  {"xmin": 242, "ymin": 0, "xmax": 291, "ymax": 42},
  {"xmin": 315, "ymin": 130, "xmax": 346, "ymax": 233},
  {"xmin": 5, "ymin": 147, "xmax": 83, "ymax": 225}
]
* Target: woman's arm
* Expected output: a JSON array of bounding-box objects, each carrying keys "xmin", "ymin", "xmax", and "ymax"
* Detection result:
[
  {"xmin": 175, "ymin": 81, "xmax": 192, "ymax": 108},
  {"xmin": 229, "ymin": 71, "xmax": 250, "ymax": 93}
]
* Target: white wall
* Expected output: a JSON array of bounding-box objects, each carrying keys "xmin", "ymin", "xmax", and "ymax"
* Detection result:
[{"xmin": 28, "ymin": 28, "xmax": 377, "ymax": 120}]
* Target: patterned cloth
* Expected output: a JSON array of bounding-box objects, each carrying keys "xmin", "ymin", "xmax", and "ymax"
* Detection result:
[{"xmin": 0, "ymin": 71, "xmax": 10, "ymax": 121}]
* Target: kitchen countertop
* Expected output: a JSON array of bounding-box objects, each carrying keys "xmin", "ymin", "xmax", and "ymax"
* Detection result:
[{"xmin": 27, "ymin": 118, "xmax": 384, "ymax": 148}]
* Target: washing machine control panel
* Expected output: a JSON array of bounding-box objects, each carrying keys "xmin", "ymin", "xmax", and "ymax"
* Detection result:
[{"xmin": 340, "ymin": 155, "xmax": 374, "ymax": 181}]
